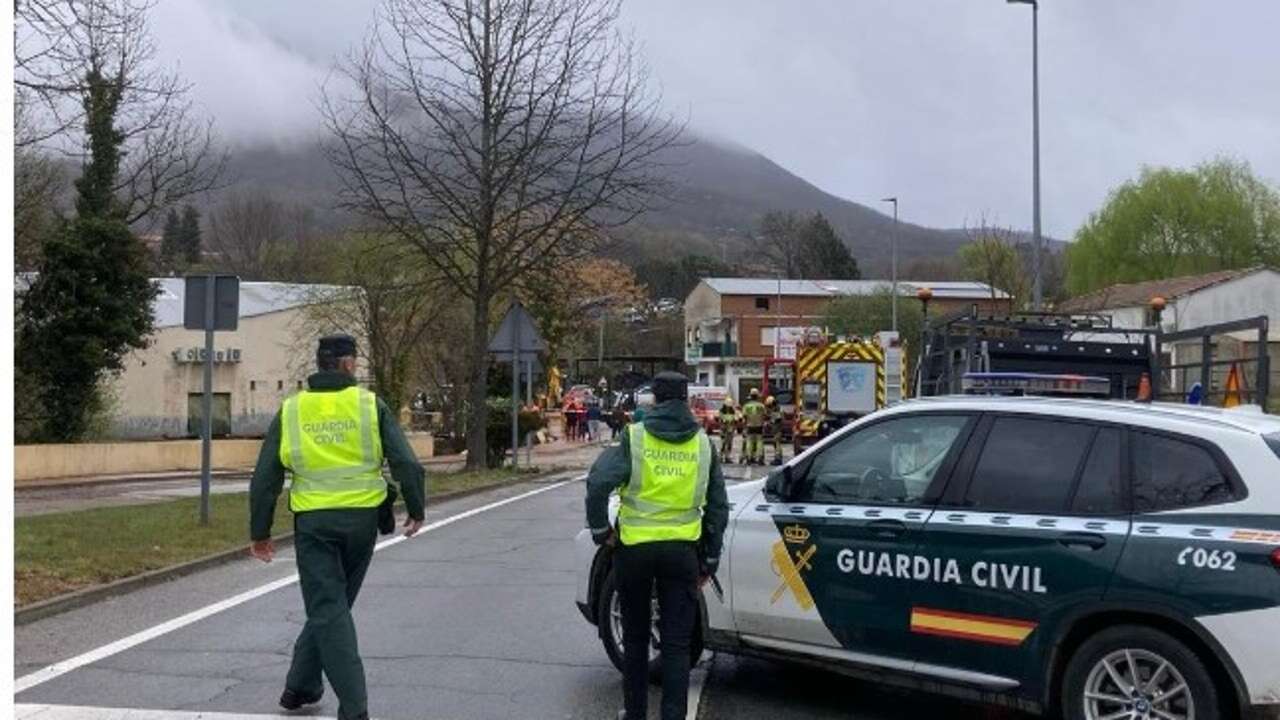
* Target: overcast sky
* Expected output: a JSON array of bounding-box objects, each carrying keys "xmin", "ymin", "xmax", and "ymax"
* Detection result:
[{"xmin": 149, "ymin": 0, "xmax": 1280, "ymax": 239}]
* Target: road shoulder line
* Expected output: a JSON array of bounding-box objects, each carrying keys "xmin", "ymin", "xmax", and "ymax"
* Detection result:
[
  {"xmin": 15, "ymin": 704, "xmax": 337, "ymax": 719},
  {"xmin": 14, "ymin": 478, "xmax": 573, "ymax": 695}
]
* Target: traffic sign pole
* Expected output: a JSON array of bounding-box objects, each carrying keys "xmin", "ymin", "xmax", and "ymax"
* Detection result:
[
  {"xmin": 487, "ymin": 303, "xmax": 546, "ymax": 471},
  {"xmin": 511, "ymin": 315, "xmax": 520, "ymax": 469},
  {"xmin": 200, "ymin": 275, "xmax": 215, "ymax": 526},
  {"xmin": 185, "ymin": 273, "xmax": 239, "ymax": 527}
]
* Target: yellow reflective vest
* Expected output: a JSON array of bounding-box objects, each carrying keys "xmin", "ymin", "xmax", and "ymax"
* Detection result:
[
  {"xmin": 618, "ymin": 424, "xmax": 712, "ymax": 546},
  {"xmin": 279, "ymin": 387, "xmax": 387, "ymax": 512}
]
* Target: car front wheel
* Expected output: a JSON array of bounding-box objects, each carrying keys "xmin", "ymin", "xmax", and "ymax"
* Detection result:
[
  {"xmin": 596, "ymin": 566, "xmax": 704, "ymax": 683},
  {"xmin": 1061, "ymin": 625, "xmax": 1221, "ymax": 720}
]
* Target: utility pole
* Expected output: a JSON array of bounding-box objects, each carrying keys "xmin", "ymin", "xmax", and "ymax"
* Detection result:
[
  {"xmin": 1008, "ymin": 0, "xmax": 1043, "ymax": 309},
  {"xmin": 881, "ymin": 197, "xmax": 899, "ymax": 331}
]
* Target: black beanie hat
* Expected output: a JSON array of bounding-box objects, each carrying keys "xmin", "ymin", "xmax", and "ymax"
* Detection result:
[
  {"xmin": 652, "ymin": 371, "xmax": 689, "ymax": 403},
  {"xmin": 317, "ymin": 333, "xmax": 358, "ymax": 364}
]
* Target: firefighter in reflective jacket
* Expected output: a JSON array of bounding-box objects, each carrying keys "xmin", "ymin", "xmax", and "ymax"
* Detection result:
[
  {"xmin": 717, "ymin": 396, "xmax": 739, "ymax": 462},
  {"xmin": 765, "ymin": 395, "xmax": 784, "ymax": 465},
  {"xmin": 586, "ymin": 372, "xmax": 729, "ymax": 720},
  {"xmin": 248, "ymin": 334, "xmax": 426, "ymax": 720},
  {"xmin": 740, "ymin": 388, "xmax": 767, "ymax": 465}
]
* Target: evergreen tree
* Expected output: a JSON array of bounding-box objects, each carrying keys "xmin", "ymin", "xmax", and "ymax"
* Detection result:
[
  {"xmin": 180, "ymin": 204, "xmax": 202, "ymax": 264},
  {"xmin": 796, "ymin": 213, "xmax": 860, "ymax": 280},
  {"xmin": 17, "ymin": 65, "xmax": 158, "ymax": 442},
  {"xmin": 160, "ymin": 207, "xmax": 183, "ymax": 269}
]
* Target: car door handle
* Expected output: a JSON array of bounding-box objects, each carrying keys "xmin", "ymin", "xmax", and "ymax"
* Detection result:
[
  {"xmin": 1058, "ymin": 531, "xmax": 1107, "ymax": 551},
  {"xmin": 868, "ymin": 519, "xmax": 907, "ymax": 539}
]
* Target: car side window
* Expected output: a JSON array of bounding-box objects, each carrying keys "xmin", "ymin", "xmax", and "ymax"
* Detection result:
[
  {"xmin": 800, "ymin": 414, "xmax": 970, "ymax": 505},
  {"xmin": 963, "ymin": 417, "xmax": 1094, "ymax": 514},
  {"xmin": 1070, "ymin": 427, "xmax": 1126, "ymax": 514},
  {"xmin": 1131, "ymin": 432, "xmax": 1234, "ymax": 512}
]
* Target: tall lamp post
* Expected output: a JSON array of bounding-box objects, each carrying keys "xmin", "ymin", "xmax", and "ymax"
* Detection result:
[
  {"xmin": 881, "ymin": 197, "xmax": 898, "ymax": 331},
  {"xmin": 1008, "ymin": 0, "xmax": 1042, "ymax": 310}
]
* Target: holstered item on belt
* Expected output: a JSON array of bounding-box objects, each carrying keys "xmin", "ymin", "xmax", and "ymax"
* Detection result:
[{"xmin": 377, "ymin": 484, "xmax": 399, "ymax": 535}]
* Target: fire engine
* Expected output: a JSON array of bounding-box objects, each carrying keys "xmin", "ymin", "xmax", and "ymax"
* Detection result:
[{"xmin": 768, "ymin": 328, "xmax": 905, "ymax": 453}]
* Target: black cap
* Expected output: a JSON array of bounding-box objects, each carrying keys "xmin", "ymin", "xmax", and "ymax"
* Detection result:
[
  {"xmin": 652, "ymin": 371, "xmax": 689, "ymax": 403},
  {"xmin": 317, "ymin": 333, "xmax": 358, "ymax": 362}
]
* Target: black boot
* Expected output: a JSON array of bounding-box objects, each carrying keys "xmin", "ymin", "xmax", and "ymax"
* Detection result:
[{"xmin": 279, "ymin": 687, "xmax": 323, "ymax": 711}]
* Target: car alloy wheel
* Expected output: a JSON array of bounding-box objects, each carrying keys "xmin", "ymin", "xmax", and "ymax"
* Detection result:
[
  {"xmin": 1083, "ymin": 648, "xmax": 1193, "ymax": 720},
  {"xmin": 608, "ymin": 586, "xmax": 660, "ymax": 664}
]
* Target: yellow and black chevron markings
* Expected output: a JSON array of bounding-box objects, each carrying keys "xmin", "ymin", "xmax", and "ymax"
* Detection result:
[{"xmin": 794, "ymin": 341, "xmax": 886, "ymax": 438}]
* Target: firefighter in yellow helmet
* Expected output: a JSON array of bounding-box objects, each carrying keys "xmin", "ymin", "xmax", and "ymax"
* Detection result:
[
  {"xmin": 740, "ymin": 388, "xmax": 767, "ymax": 465},
  {"xmin": 765, "ymin": 394, "xmax": 784, "ymax": 465},
  {"xmin": 717, "ymin": 396, "xmax": 739, "ymax": 462},
  {"xmin": 248, "ymin": 334, "xmax": 426, "ymax": 720}
]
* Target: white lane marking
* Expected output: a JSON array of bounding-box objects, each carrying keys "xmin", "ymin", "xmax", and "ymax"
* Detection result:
[
  {"xmin": 686, "ymin": 653, "xmax": 711, "ymax": 720},
  {"xmin": 16, "ymin": 704, "xmax": 337, "ymax": 719},
  {"xmin": 14, "ymin": 480, "xmax": 573, "ymax": 694}
]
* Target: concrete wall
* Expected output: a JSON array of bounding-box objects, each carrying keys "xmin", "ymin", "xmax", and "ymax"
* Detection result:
[{"xmin": 16, "ymin": 432, "xmax": 434, "ymax": 483}]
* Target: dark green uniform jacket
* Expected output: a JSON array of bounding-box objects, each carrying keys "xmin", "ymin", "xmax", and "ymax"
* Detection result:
[
  {"xmin": 250, "ymin": 371, "xmax": 427, "ymax": 541},
  {"xmin": 585, "ymin": 399, "xmax": 730, "ymax": 561}
]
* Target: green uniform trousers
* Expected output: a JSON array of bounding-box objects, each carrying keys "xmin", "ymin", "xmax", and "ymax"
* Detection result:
[
  {"xmin": 743, "ymin": 430, "xmax": 763, "ymax": 463},
  {"xmin": 770, "ymin": 426, "xmax": 784, "ymax": 463},
  {"xmin": 287, "ymin": 508, "xmax": 378, "ymax": 720},
  {"xmin": 719, "ymin": 426, "xmax": 735, "ymax": 461}
]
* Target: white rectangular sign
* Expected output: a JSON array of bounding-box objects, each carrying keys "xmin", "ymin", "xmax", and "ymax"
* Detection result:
[{"xmin": 827, "ymin": 360, "xmax": 877, "ymax": 414}]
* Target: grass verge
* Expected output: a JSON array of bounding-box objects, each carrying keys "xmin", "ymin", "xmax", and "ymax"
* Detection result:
[{"xmin": 15, "ymin": 466, "xmax": 531, "ymax": 607}]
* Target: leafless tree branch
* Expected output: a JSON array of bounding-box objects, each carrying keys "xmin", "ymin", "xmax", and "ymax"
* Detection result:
[
  {"xmin": 320, "ymin": 0, "xmax": 682, "ymax": 468},
  {"xmin": 14, "ymin": 0, "xmax": 226, "ymax": 226}
]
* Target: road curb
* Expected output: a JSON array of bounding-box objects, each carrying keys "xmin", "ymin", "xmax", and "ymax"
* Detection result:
[
  {"xmin": 14, "ymin": 469, "xmax": 580, "ymax": 626},
  {"xmin": 16, "ymin": 470, "xmax": 252, "ymax": 492}
]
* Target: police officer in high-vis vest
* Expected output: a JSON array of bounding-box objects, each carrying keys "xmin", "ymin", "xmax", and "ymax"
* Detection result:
[
  {"xmin": 586, "ymin": 372, "xmax": 729, "ymax": 720},
  {"xmin": 249, "ymin": 334, "xmax": 426, "ymax": 720}
]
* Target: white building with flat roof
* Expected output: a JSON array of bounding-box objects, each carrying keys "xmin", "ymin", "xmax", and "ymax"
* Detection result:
[{"xmin": 104, "ymin": 279, "xmax": 362, "ymax": 439}]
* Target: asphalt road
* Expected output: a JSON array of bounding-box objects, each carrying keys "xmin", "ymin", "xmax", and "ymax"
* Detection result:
[{"xmin": 16, "ymin": 461, "xmax": 1026, "ymax": 720}]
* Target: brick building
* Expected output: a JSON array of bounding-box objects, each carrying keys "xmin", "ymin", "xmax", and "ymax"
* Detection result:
[{"xmin": 684, "ymin": 278, "xmax": 1010, "ymax": 398}]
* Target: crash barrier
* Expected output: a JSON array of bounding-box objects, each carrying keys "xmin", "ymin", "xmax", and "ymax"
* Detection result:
[{"xmin": 15, "ymin": 432, "xmax": 433, "ymax": 484}]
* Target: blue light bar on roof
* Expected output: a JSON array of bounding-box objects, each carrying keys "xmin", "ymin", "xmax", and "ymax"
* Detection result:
[{"xmin": 962, "ymin": 372, "xmax": 1111, "ymax": 397}]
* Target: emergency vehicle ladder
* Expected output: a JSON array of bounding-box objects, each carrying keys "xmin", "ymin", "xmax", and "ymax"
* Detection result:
[{"xmin": 914, "ymin": 306, "xmax": 1153, "ymax": 399}]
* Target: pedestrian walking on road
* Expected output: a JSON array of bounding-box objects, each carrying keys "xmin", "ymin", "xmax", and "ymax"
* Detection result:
[
  {"xmin": 566, "ymin": 398, "xmax": 584, "ymax": 442},
  {"xmin": 585, "ymin": 372, "xmax": 729, "ymax": 720},
  {"xmin": 587, "ymin": 400, "xmax": 604, "ymax": 443},
  {"xmin": 248, "ymin": 334, "xmax": 426, "ymax": 720}
]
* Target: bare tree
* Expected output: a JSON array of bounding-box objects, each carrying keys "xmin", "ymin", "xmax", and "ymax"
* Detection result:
[
  {"xmin": 302, "ymin": 234, "xmax": 447, "ymax": 415},
  {"xmin": 14, "ymin": 98, "xmax": 65, "ymax": 269},
  {"xmin": 959, "ymin": 213, "xmax": 1031, "ymax": 308},
  {"xmin": 753, "ymin": 210, "xmax": 803, "ymax": 278},
  {"xmin": 205, "ymin": 189, "xmax": 321, "ymax": 280},
  {"xmin": 14, "ymin": 0, "xmax": 224, "ymax": 227},
  {"xmin": 322, "ymin": 0, "xmax": 682, "ymax": 468}
]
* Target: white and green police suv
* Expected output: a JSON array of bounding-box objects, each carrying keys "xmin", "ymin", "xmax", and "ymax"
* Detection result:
[{"xmin": 575, "ymin": 396, "xmax": 1280, "ymax": 719}]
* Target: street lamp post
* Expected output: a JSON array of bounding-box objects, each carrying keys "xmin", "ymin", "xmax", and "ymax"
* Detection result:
[
  {"xmin": 1008, "ymin": 0, "xmax": 1042, "ymax": 310},
  {"xmin": 881, "ymin": 197, "xmax": 899, "ymax": 331}
]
